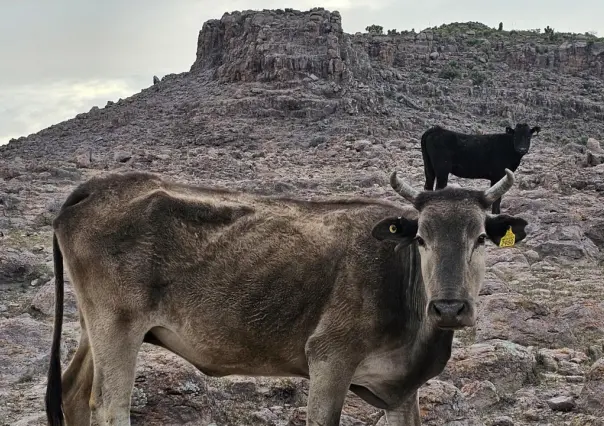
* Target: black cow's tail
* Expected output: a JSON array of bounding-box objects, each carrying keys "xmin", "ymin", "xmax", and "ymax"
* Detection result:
[
  {"xmin": 45, "ymin": 233, "xmax": 65, "ymax": 426},
  {"xmin": 421, "ymin": 127, "xmax": 436, "ymax": 190}
]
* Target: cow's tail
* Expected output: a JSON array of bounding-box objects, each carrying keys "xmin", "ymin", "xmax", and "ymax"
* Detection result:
[
  {"xmin": 45, "ymin": 232, "xmax": 65, "ymax": 426},
  {"xmin": 421, "ymin": 127, "xmax": 436, "ymax": 190}
]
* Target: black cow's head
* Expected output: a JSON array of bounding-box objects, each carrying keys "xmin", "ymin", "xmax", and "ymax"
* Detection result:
[
  {"xmin": 505, "ymin": 123, "xmax": 540, "ymax": 155},
  {"xmin": 371, "ymin": 169, "xmax": 528, "ymax": 330}
]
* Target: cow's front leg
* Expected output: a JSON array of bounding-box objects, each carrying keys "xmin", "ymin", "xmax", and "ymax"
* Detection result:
[
  {"xmin": 306, "ymin": 358, "xmax": 357, "ymax": 426},
  {"xmin": 305, "ymin": 336, "xmax": 358, "ymax": 426},
  {"xmin": 376, "ymin": 392, "xmax": 421, "ymax": 426}
]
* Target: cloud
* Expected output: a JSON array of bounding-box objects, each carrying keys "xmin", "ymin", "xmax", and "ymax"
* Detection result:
[{"xmin": 0, "ymin": 78, "xmax": 145, "ymax": 144}]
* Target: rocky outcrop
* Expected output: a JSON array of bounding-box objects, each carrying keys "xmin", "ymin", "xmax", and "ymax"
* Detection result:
[{"xmin": 191, "ymin": 8, "xmax": 349, "ymax": 82}]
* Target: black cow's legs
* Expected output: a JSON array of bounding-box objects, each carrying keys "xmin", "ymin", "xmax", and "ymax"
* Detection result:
[
  {"xmin": 435, "ymin": 173, "xmax": 449, "ymax": 190},
  {"xmin": 423, "ymin": 165, "xmax": 435, "ymax": 191}
]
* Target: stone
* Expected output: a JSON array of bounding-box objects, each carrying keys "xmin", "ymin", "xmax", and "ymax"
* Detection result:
[
  {"xmin": 586, "ymin": 137, "xmax": 602, "ymax": 153},
  {"xmin": 489, "ymin": 416, "xmax": 514, "ymax": 426},
  {"xmin": 546, "ymin": 395, "xmax": 576, "ymax": 412},
  {"xmin": 439, "ymin": 340, "xmax": 537, "ymax": 393},
  {"xmin": 113, "ymin": 149, "xmax": 133, "ymax": 163},
  {"xmin": 578, "ymin": 358, "xmax": 604, "ymax": 415},
  {"xmin": 250, "ymin": 408, "xmax": 279, "ymax": 424},
  {"xmin": 353, "ymin": 139, "xmax": 372, "ymax": 152},
  {"xmin": 0, "ymin": 314, "xmax": 68, "ymax": 386},
  {"xmin": 31, "ymin": 279, "xmax": 78, "ymax": 319},
  {"xmin": 584, "ymin": 151, "xmax": 604, "ymax": 167},
  {"xmin": 461, "ymin": 380, "xmax": 500, "ymax": 410},
  {"xmin": 586, "ymin": 220, "xmax": 604, "ymax": 249},
  {"xmin": 75, "ymin": 151, "xmax": 92, "ymax": 168},
  {"xmin": 418, "ymin": 380, "xmax": 480, "ymax": 425},
  {"xmin": 476, "ymin": 294, "xmax": 576, "ymax": 348},
  {"xmin": 0, "ymin": 251, "xmax": 48, "ymax": 286}
]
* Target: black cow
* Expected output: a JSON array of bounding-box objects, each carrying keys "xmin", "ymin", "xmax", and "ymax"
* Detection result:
[{"xmin": 420, "ymin": 123, "xmax": 541, "ymax": 213}]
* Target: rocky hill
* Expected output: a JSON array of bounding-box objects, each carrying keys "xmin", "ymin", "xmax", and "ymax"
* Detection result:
[{"xmin": 1, "ymin": 7, "xmax": 604, "ymax": 426}]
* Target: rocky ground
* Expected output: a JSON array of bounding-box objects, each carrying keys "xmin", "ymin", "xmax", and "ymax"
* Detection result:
[{"xmin": 2, "ymin": 7, "xmax": 604, "ymax": 426}]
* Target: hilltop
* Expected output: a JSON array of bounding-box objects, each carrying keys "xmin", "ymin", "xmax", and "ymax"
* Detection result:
[{"xmin": 1, "ymin": 8, "xmax": 604, "ymax": 425}]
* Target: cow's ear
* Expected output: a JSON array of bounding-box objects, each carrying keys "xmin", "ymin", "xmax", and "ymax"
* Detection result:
[
  {"xmin": 530, "ymin": 126, "xmax": 541, "ymax": 136},
  {"xmin": 372, "ymin": 216, "xmax": 418, "ymax": 246},
  {"xmin": 485, "ymin": 214, "xmax": 528, "ymax": 247},
  {"xmin": 505, "ymin": 127, "xmax": 514, "ymax": 134}
]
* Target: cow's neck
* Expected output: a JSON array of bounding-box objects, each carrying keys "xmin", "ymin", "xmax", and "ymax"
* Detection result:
[
  {"xmin": 380, "ymin": 242, "xmax": 455, "ymax": 352},
  {"xmin": 398, "ymin": 243, "xmax": 454, "ymax": 382},
  {"xmin": 353, "ymin": 245, "xmax": 455, "ymax": 408}
]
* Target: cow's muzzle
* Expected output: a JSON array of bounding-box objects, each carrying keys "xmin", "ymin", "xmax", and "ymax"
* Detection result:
[{"xmin": 427, "ymin": 299, "xmax": 474, "ymax": 329}]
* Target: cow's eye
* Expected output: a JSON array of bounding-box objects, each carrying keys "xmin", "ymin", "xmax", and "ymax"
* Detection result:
[
  {"xmin": 477, "ymin": 234, "xmax": 487, "ymax": 245},
  {"xmin": 415, "ymin": 236, "xmax": 425, "ymax": 247}
]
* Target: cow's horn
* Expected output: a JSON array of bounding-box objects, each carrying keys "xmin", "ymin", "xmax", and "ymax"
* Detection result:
[
  {"xmin": 390, "ymin": 171, "xmax": 420, "ymax": 203},
  {"xmin": 483, "ymin": 169, "xmax": 515, "ymax": 205}
]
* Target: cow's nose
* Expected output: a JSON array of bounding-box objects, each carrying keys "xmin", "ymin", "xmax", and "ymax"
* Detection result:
[{"xmin": 428, "ymin": 299, "xmax": 473, "ymax": 329}]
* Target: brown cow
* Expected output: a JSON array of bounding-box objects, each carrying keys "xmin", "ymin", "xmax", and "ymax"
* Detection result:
[{"xmin": 45, "ymin": 168, "xmax": 527, "ymax": 426}]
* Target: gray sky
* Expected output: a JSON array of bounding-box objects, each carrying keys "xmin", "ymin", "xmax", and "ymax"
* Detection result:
[{"xmin": 1, "ymin": 0, "xmax": 602, "ymax": 144}]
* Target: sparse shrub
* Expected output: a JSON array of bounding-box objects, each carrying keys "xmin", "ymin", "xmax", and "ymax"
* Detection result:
[
  {"xmin": 579, "ymin": 136, "xmax": 589, "ymax": 145},
  {"xmin": 470, "ymin": 70, "xmax": 488, "ymax": 86},
  {"xmin": 467, "ymin": 39, "xmax": 481, "ymax": 46},
  {"xmin": 366, "ymin": 24, "xmax": 384, "ymax": 35},
  {"xmin": 0, "ymin": 194, "xmax": 20, "ymax": 211},
  {"xmin": 544, "ymin": 25, "xmax": 555, "ymax": 41},
  {"xmin": 387, "ymin": 29, "xmax": 399, "ymax": 35},
  {"xmin": 439, "ymin": 66, "xmax": 461, "ymax": 80},
  {"xmin": 34, "ymin": 210, "xmax": 56, "ymax": 228}
]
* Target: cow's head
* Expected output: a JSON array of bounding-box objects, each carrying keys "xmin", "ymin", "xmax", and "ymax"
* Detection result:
[
  {"xmin": 371, "ymin": 169, "xmax": 528, "ymax": 330},
  {"xmin": 505, "ymin": 123, "xmax": 540, "ymax": 155}
]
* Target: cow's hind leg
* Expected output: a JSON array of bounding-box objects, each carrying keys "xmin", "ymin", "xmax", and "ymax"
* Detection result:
[
  {"xmin": 61, "ymin": 314, "xmax": 93, "ymax": 425},
  {"xmin": 87, "ymin": 316, "xmax": 146, "ymax": 426},
  {"xmin": 376, "ymin": 392, "xmax": 420, "ymax": 426}
]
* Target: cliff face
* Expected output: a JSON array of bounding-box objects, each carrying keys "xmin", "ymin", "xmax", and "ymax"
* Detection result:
[
  {"xmin": 1, "ymin": 8, "xmax": 604, "ymax": 426},
  {"xmin": 191, "ymin": 8, "xmax": 349, "ymax": 82}
]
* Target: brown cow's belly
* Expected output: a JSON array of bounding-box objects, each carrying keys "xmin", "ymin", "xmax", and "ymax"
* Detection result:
[{"xmin": 145, "ymin": 326, "xmax": 310, "ymax": 378}]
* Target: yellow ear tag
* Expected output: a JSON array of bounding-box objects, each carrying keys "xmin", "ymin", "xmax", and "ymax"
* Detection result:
[
  {"xmin": 499, "ymin": 226, "xmax": 516, "ymax": 248},
  {"xmin": 389, "ymin": 224, "xmax": 398, "ymax": 233}
]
